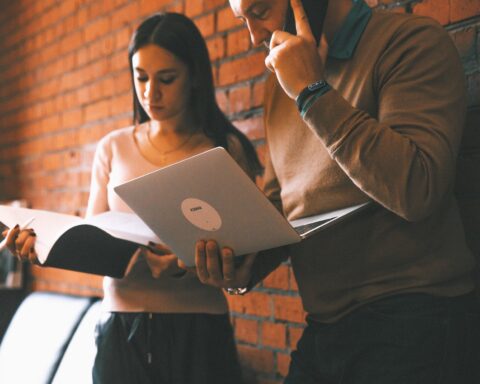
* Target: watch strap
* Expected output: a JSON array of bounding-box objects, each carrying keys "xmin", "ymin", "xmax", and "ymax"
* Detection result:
[{"xmin": 295, "ymin": 80, "xmax": 331, "ymax": 113}]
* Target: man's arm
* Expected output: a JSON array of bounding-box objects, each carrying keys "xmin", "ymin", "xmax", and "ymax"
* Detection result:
[{"xmin": 303, "ymin": 19, "xmax": 466, "ymax": 221}]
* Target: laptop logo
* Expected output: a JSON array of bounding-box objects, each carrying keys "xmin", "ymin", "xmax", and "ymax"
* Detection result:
[{"xmin": 181, "ymin": 198, "xmax": 222, "ymax": 231}]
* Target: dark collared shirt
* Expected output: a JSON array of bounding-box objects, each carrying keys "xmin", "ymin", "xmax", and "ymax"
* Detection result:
[{"xmin": 328, "ymin": 0, "xmax": 372, "ymax": 59}]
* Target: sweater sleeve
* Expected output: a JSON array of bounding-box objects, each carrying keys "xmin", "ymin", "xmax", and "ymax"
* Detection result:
[
  {"xmin": 85, "ymin": 135, "xmax": 112, "ymax": 218},
  {"xmin": 303, "ymin": 17, "xmax": 467, "ymax": 222}
]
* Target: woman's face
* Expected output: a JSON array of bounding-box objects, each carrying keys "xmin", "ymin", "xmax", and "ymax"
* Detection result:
[{"xmin": 132, "ymin": 44, "xmax": 191, "ymax": 122}]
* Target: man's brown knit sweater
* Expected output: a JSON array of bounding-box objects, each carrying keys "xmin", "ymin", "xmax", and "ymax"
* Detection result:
[{"xmin": 256, "ymin": 10, "xmax": 475, "ymax": 322}]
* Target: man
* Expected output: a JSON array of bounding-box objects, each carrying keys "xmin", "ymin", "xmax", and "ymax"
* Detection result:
[{"xmin": 193, "ymin": 0, "xmax": 480, "ymax": 382}]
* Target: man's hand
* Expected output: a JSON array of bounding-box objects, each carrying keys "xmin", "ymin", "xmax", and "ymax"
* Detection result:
[
  {"xmin": 190, "ymin": 240, "xmax": 256, "ymax": 289},
  {"xmin": 265, "ymin": 0, "xmax": 328, "ymax": 99}
]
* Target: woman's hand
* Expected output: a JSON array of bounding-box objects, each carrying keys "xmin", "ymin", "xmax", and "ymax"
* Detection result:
[
  {"xmin": 1, "ymin": 225, "xmax": 39, "ymax": 264},
  {"xmin": 142, "ymin": 243, "xmax": 187, "ymax": 278}
]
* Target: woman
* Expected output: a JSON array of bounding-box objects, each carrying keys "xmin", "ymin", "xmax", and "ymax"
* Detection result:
[{"xmin": 5, "ymin": 12, "xmax": 260, "ymax": 384}]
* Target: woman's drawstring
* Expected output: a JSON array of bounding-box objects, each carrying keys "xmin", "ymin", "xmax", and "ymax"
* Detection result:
[{"xmin": 126, "ymin": 313, "xmax": 154, "ymax": 365}]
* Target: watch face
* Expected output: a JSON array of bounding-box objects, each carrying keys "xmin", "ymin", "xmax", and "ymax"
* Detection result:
[{"xmin": 308, "ymin": 80, "xmax": 326, "ymax": 91}]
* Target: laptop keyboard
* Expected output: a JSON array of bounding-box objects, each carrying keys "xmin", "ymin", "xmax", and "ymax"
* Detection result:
[{"xmin": 293, "ymin": 219, "xmax": 331, "ymax": 236}]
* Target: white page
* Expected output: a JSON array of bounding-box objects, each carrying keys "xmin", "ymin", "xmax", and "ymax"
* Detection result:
[
  {"xmin": 0, "ymin": 206, "xmax": 161, "ymax": 264},
  {"xmin": 84, "ymin": 211, "xmax": 161, "ymax": 245}
]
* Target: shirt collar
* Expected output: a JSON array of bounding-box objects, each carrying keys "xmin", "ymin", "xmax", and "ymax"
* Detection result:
[{"xmin": 328, "ymin": 0, "xmax": 372, "ymax": 59}]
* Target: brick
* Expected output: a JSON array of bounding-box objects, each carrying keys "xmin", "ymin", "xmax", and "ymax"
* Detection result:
[
  {"xmin": 232, "ymin": 115, "xmax": 265, "ymax": 140},
  {"xmin": 273, "ymin": 295, "xmax": 306, "ymax": 323},
  {"xmin": 185, "ymin": 0, "xmax": 203, "ymax": 17},
  {"xmin": 229, "ymin": 85, "xmax": 251, "ymax": 114},
  {"xmin": 288, "ymin": 326, "xmax": 304, "ymax": 349},
  {"xmin": 77, "ymin": 6, "xmax": 88, "ymax": 27},
  {"xmin": 87, "ymin": 1, "xmax": 105, "ymax": 20},
  {"xmin": 110, "ymin": 51, "xmax": 129, "ymax": 73},
  {"xmin": 207, "ymin": 35, "xmax": 225, "ymax": 61},
  {"xmin": 219, "ymin": 51, "xmax": 266, "ymax": 86},
  {"xmin": 84, "ymin": 17, "xmax": 111, "ymax": 43},
  {"xmin": 215, "ymin": 89, "xmax": 229, "ymax": 114},
  {"xmin": 111, "ymin": 92, "xmax": 131, "ymax": 116},
  {"xmin": 166, "ymin": 3, "xmax": 184, "ymax": 13},
  {"xmin": 88, "ymin": 35, "xmax": 115, "ymax": 60},
  {"xmin": 112, "ymin": 71, "xmax": 130, "ymax": 95},
  {"xmin": 194, "ymin": 13, "xmax": 215, "ymax": 38},
  {"xmin": 39, "ymin": 114, "xmax": 62, "ymax": 134},
  {"xmin": 289, "ymin": 267, "xmax": 299, "ymax": 292},
  {"xmin": 29, "ymin": 265, "xmax": 103, "ymax": 292},
  {"xmin": 59, "ymin": 0, "xmax": 76, "ymax": 19},
  {"xmin": 451, "ymin": 0, "xmax": 480, "ymax": 23},
  {"xmin": 277, "ymin": 352, "xmax": 291, "ymax": 377},
  {"xmin": 261, "ymin": 322, "xmax": 287, "ymax": 349},
  {"xmin": 412, "ymin": 0, "xmax": 450, "ymax": 25},
  {"xmin": 85, "ymin": 99, "xmax": 111, "ymax": 122},
  {"xmin": 63, "ymin": 14, "xmax": 78, "ymax": 35},
  {"xmin": 92, "ymin": 77, "xmax": 116, "ymax": 101},
  {"xmin": 234, "ymin": 317, "xmax": 258, "ymax": 344},
  {"xmin": 111, "ymin": 2, "xmax": 139, "ymax": 29},
  {"xmin": 204, "ymin": 0, "xmax": 225, "ymax": 12},
  {"xmin": 227, "ymin": 291, "xmax": 272, "ymax": 317},
  {"xmin": 137, "ymin": 0, "xmax": 170, "ymax": 18},
  {"xmin": 263, "ymin": 264, "xmax": 290, "ymax": 290},
  {"xmin": 237, "ymin": 345, "xmax": 275, "ymax": 373},
  {"xmin": 227, "ymin": 28, "xmax": 251, "ymax": 56},
  {"xmin": 62, "ymin": 108, "xmax": 84, "ymax": 129},
  {"xmin": 217, "ymin": 6, "xmax": 243, "ymax": 32},
  {"xmin": 113, "ymin": 24, "xmax": 131, "ymax": 51},
  {"xmin": 40, "ymin": 5, "xmax": 61, "ymax": 30}
]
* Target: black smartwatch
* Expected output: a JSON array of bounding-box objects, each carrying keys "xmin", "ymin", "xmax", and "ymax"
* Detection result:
[{"xmin": 295, "ymin": 80, "xmax": 330, "ymax": 112}]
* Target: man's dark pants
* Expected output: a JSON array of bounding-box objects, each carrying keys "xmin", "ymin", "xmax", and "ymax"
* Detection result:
[{"xmin": 285, "ymin": 292, "xmax": 480, "ymax": 384}]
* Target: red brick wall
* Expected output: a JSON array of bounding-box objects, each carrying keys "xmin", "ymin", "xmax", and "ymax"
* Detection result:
[{"xmin": 0, "ymin": 1, "xmax": 479, "ymax": 382}]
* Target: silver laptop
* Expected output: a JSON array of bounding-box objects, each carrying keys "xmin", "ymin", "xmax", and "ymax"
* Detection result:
[{"xmin": 114, "ymin": 147, "xmax": 369, "ymax": 266}]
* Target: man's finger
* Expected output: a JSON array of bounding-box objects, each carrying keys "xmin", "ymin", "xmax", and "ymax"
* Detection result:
[
  {"xmin": 221, "ymin": 247, "xmax": 235, "ymax": 281},
  {"xmin": 195, "ymin": 240, "xmax": 209, "ymax": 282},
  {"xmin": 291, "ymin": 0, "xmax": 314, "ymax": 40},
  {"xmin": 206, "ymin": 240, "xmax": 223, "ymax": 281},
  {"xmin": 269, "ymin": 30, "xmax": 292, "ymax": 51},
  {"xmin": 265, "ymin": 55, "xmax": 275, "ymax": 72}
]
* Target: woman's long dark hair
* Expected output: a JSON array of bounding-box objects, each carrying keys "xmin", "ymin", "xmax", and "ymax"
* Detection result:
[{"xmin": 128, "ymin": 12, "xmax": 261, "ymax": 175}]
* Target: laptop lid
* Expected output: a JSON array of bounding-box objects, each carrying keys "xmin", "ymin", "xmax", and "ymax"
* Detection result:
[{"xmin": 114, "ymin": 147, "xmax": 302, "ymax": 266}]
